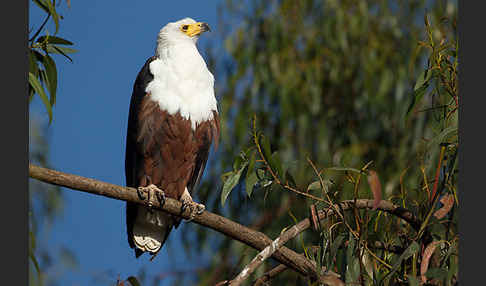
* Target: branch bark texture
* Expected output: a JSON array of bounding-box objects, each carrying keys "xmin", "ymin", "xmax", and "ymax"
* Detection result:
[
  {"xmin": 29, "ymin": 164, "xmax": 420, "ymax": 284},
  {"xmin": 29, "ymin": 164, "xmax": 316, "ymax": 277}
]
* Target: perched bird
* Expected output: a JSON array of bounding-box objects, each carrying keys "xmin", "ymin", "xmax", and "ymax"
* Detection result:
[{"xmin": 125, "ymin": 18, "xmax": 219, "ymax": 259}]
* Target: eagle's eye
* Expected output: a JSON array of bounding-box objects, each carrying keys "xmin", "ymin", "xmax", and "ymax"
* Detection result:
[{"xmin": 181, "ymin": 25, "xmax": 189, "ymax": 31}]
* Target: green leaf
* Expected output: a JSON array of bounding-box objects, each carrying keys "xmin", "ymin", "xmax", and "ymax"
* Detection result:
[
  {"xmin": 247, "ymin": 151, "xmax": 256, "ymax": 175},
  {"xmin": 325, "ymin": 166, "xmax": 362, "ymax": 174},
  {"xmin": 414, "ymin": 69, "xmax": 432, "ymax": 91},
  {"xmin": 447, "ymin": 254, "xmax": 458, "ymax": 284},
  {"xmin": 29, "ymin": 50, "xmax": 40, "ymax": 77},
  {"xmin": 29, "ymin": 249, "xmax": 42, "ymax": 281},
  {"xmin": 220, "ymin": 171, "xmax": 233, "ymax": 183},
  {"xmin": 42, "ymin": 54, "xmax": 57, "ymax": 106},
  {"xmin": 46, "ymin": 44, "xmax": 78, "ymax": 62},
  {"xmin": 33, "ymin": 0, "xmax": 49, "ymax": 14},
  {"xmin": 44, "ymin": 0, "xmax": 60, "ymax": 34},
  {"xmin": 406, "ymin": 85, "xmax": 427, "ymax": 118},
  {"xmin": 245, "ymin": 172, "xmax": 258, "ymax": 197},
  {"xmin": 425, "ymin": 268, "xmax": 448, "ymax": 280},
  {"xmin": 29, "ymin": 230, "xmax": 36, "ymax": 252},
  {"xmin": 221, "ymin": 162, "xmax": 247, "ymax": 206},
  {"xmin": 126, "ymin": 276, "xmax": 142, "ymax": 286},
  {"xmin": 29, "ymin": 72, "xmax": 52, "ymax": 124},
  {"xmin": 328, "ymin": 233, "xmax": 346, "ymax": 271},
  {"xmin": 345, "ymin": 255, "xmax": 360, "ymax": 283},
  {"xmin": 285, "ymin": 170, "xmax": 297, "ymax": 188},
  {"xmin": 260, "ymin": 135, "xmax": 272, "ymax": 161},
  {"xmin": 37, "ymin": 35, "xmax": 73, "ymax": 45},
  {"xmin": 426, "ymin": 126, "xmax": 458, "ymax": 149},
  {"xmin": 345, "ymin": 235, "xmax": 360, "ymax": 283},
  {"xmin": 270, "ymin": 151, "xmax": 284, "ymax": 179},
  {"xmin": 307, "ymin": 181, "xmax": 321, "ymax": 192},
  {"xmin": 307, "ymin": 180, "xmax": 333, "ymax": 193},
  {"xmin": 232, "ymin": 152, "xmax": 245, "ymax": 171},
  {"xmin": 388, "ymin": 241, "xmax": 420, "ymax": 278},
  {"xmin": 407, "ymin": 275, "xmax": 420, "ymax": 286}
]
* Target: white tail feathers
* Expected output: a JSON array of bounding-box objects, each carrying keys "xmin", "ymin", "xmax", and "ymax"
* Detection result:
[{"xmin": 132, "ymin": 206, "xmax": 172, "ymax": 254}]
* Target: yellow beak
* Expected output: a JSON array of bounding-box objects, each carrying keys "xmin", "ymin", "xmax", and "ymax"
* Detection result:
[{"xmin": 183, "ymin": 22, "xmax": 211, "ymax": 37}]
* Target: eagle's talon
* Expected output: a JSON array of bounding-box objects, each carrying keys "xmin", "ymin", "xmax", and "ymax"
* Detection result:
[
  {"xmin": 196, "ymin": 203, "xmax": 205, "ymax": 215},
  {"xmin": 136, "ymin": 187, "xmax": 147, "ymax": 200},
  {"xmin": 180, "ymin": 198, "xmax": 204, "ymax": 221},
  {"xmin": 180, "ymin": 199, "xmax": 189, "ymax": 215},
  {"xmin": 138, "ymin": 184, "xmax": 165, "ymax": 211},
  {"xmin": 156, "ymin": 190, "xmax": 166, "ymax": 207}
]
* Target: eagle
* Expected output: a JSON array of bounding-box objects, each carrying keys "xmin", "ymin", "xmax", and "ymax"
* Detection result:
[{"xmin": 125, "ymin": 18, "xmax": 219, "ymax": 259}]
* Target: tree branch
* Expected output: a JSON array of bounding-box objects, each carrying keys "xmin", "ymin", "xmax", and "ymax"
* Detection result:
[
  {"xmin": 229, "ymin": 225, "xmax": 300, "ymax": 286},
  {"xmin": 29, "ymin": 164, "xmax": 421, "ymax": 284},
  {"xmin": 29, "ymin": 164, "xmax": 318, "ymax": 278},
  {"xmin": 253, "ymin": 264, "xmax": 288, "ymax": 286}
]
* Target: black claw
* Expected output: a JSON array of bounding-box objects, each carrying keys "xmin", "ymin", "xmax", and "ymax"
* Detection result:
[
  {"xmin": 156, "ymin": 191, "xmax": 166, "ymax": 207},
  {"xmin": 196, "ymin": 205, "xmax": 205, "ymax": 215},
  {"xmin": 137, "ymin": 187, "xmax": 147, "ymax": 200},
  {"xmin": 180, "ymin": 199, "xmax": 188, "ymax": 215}
]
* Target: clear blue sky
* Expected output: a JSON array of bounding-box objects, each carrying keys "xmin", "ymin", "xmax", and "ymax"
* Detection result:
[{"xmin": 29, "ymin": 1, "xmax": 228, "ymax": 285}]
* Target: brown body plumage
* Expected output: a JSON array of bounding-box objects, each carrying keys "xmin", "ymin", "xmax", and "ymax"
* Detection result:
[{"xmin": 125, "ymin": 55, "xmax": 219, "ymax": 258}]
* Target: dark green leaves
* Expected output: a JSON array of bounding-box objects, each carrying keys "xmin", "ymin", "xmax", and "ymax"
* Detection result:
[
  {"xmin": 245, "ymin": 151, "xmax": 258, "ymax": 197},
  {"xmin": 414, "ymin": 69, "xmax": 432, "ymax": 91},
  {"xmin": 386, "ymin": 241, "xmax": 420, "ymax": 280},
  {"xmin": 28, "ymin": 50, "xmax": 63, "ymax": 124},
  {"xmin": 325, "ymin": 166, "xmax": 363, "ymax": 174},
  {"xmin": 37, "ymin": 35, "xmax": 74, "ymax": 46},
  {"xmin": 221, "ymin": 161, "xmax": 247, "ymax": 206},
  {"xmin": 42, "ymin": 54, "xmax": 57, "ymax": 105},
  {"xmin": 46, "ymin": 45, "xmax": 78, "ymax": 62},
  {"xmin": 29, "ymin": 72, "xmax": 53, "ymax": 123},
  {"xmin": 44, "ymin": 0, "xmax": 60, "ymax": 34},
  {"xmin": 126, "ymin": 276, "xmax": 142, "ymax": 286},
  {"xmin": 29, "ymin": 0, "xmax": 77, "ymax": 124}
]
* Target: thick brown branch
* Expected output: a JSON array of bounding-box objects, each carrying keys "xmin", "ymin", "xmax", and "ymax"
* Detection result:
[
  {"xmin": 29, "ymin": 164, "xmax": 317, "ymax": 278},
  {"xmin": 29, "ymin": 164, "xmax": 420, "ymax": 285}
]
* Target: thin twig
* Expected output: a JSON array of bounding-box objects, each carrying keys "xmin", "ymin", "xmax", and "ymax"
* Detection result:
[
  {"xmin": 252, "ymin": 264, "xmax": 288, "ymax": 286},
  {"xmin": 229, "ymin": 223, "xmax": 304, "ymax": 286}
]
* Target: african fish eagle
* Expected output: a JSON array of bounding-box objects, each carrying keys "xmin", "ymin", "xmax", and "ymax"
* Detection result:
[{"xmin": 125, "ymin": 18, "xmax": 219, "ymax": 259}]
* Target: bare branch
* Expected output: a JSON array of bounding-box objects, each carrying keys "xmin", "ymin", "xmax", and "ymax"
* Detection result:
[
  {"xmin": 252, "ymin": 264, "xmax": 288, "ymax": 286},
  {"xmin": 29, "ymin": 164, "xmax": 421, "ymax": 285},
  {"xmin": 229, "ymin": 224, "xmax": 302, "ymax": 286},
  {"xmin": 28, "ymin": 164, "xmax": 318, "ymax": 278}
]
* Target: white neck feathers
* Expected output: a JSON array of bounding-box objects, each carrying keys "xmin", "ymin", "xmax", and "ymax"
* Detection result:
[{"xmin": 145, "ymin": 41, "xmax": 217, "ymax": 129}]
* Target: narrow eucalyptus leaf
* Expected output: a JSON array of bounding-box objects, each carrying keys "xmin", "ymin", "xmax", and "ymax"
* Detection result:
[
  {"xmin": 44, "ymin": 0, "xmax": 60, "ymax": 34},
  {"xmin": 33, "ymin": 0, "xmax": 49, "ymax": 14},
  {"xmin": 37, "ymin": 35, "xmax": 74, "ymax": 45},
  {"xmin": 127, "ymin": 276, "xmax": 142, "ymax": 286},
  {"xmin": 29, "ymin": 72, "xmax": 52, "ymax": 124},
  {"xmin": 42, "ymin": 54, "xmax": 57, "ymax": 105},
  {"xmin": 245, "ymin": 172, "xmax": 258, "ymax": 197},
  {"xmin": 221, "ymin": 162, "xmax": 247, "ymax": 206}
]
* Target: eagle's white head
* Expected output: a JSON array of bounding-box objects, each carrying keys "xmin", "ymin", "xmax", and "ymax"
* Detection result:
[
  {"xmin": 148, "ymin": 17, "xmax": 217, "ymax": 129},
  {"xmin": 156, "ymin": 17, "xmax": 210, "ymax": 49}
]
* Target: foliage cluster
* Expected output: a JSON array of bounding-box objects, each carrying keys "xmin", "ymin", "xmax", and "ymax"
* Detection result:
[
  {"xmin": 189, "ymin": 0, "xmax": 459, "ymax": 285},
  {"xmin": 29, "ymin": 1, "xmax": 79, "ymax": 285}
]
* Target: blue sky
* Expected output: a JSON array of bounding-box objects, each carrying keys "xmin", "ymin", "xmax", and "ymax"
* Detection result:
[{"xmin": 29, "ymin": 1, "xmax": 228, "ymax": 285}]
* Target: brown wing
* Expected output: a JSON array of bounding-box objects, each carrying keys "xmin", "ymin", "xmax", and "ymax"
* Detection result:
[
  {"xmin": 126, "ymin": 56, "xmax": 156, "ymax": 250},
  {"xmin": 187, "ymin": 111, "xmax": 220, "ymax": 194}
]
